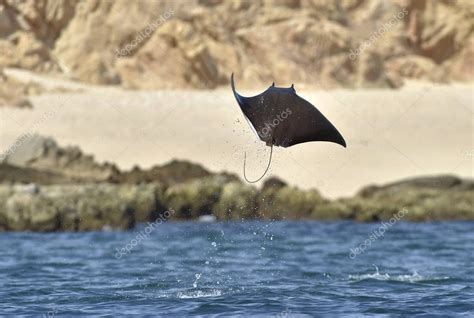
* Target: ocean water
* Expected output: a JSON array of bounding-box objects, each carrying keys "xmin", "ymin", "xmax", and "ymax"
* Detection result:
[{"xmin": 1, "ymin": 221, "xmax": 473, "ymax": 317}]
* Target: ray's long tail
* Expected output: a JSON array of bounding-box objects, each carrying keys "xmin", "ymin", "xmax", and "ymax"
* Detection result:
[{"xmin": 243, "ymin": 144, "xmax": 273, "ymax": 183}]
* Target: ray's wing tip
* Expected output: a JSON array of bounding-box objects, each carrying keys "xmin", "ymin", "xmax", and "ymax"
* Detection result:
[
  {"xmin": 332, "ymin": 133, "xmax": 347, "ymax": 148},
  {"xmin": 230, "ymin": 72, "xmax": 236, "ymax": 93},
  {"xmin": 333, "ymin": 129, "xmax": 346, "ymax": 148},
  {"xmin": 339, "ymin": 137, "xmax": 347, "ymax": 148}
]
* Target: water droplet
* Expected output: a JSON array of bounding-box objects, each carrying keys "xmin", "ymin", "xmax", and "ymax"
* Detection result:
[{"xmin": 193, "ymin": 273, "xmax": 202, "ymax": 288}]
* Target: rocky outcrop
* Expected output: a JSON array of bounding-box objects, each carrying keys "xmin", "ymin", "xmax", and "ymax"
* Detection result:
[
  {"xmin": 1, "ymin": 135, "xmax": 120, "ymax": 182},
  {"xmin": 0, "ymin": 136, "xmax": 472, "ymax": 231},
  {"xmin": 0, "ymin": 173, "xmax": 472, "ymax": 231},
  {"xmin": 358, "ymin": 175, "xmax": 474, "ymax": 196},
  {"xmin": 164, "ymin": 175, "xmax": 231, "ymax": 219},
  {"xmin": 0, "ymin": 183, "xmax": 164, "ymax": 231},
  {"xmin": 331, "ymin": 175, "xmax": 474, "ymax": 221},
  {"xmin": 214, "ymin": 181, "xmax": 259, "ymax": 220},
  {"xmin": 0, "ymin": 67, "xmax": 37, "ymax": 108},
  {"xmin": 0, "ymin": 171, "xmax": 472, "ymax": 231},
  {"xmin": 259, "ymin": 184, "xmax": 321, "ymax": 219},
  {"xmin": 0, "ymin": 162, "xmax": 74, "ymax": 184},
  {"xmin": 0, "ymin": 0, "xmax": 471, "ymax": 89},
  {"xmin": 115, "ymin": 160, "xmax": 213, "ymax": 186},
  {"xmin": 0, "ymin": 0, "xmax": 75, "ymax": 72},
  {"xmin": 0, "ymin": 135, "xmax": 238, "ymax": 186},
  {"xmin": 404, "ymin": 0, "xmax": 472, "ymax": 63}
]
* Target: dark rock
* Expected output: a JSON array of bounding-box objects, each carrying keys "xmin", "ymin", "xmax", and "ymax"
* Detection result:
[
  {"xmin": 164, "ymin": 175, "xmax": 229, "ymax": 219},
  {"xmin": 114, "ymin": 159, "xmax": 211, "ymax": 185},
  {"xmin": 0, "ymin": 162, "xmax": 74, "ymax": 184},
  {"xmin": 258, "ymin": 185, "xmax": 326, "ymax": 220},
  {"xmin": 261, "ymin": 177, "xmax": 288, "ymax": 191},
  {"xmin": 358, "ymin": 175, "xmax": 466, "ymax": 197},
  {"xmin": 349, "ymin": 176, "xmax": 474, "ymax": 221},
  {"xmin": 0, "ymin": 183, "xmax": 165, "ymax": 231},
  {"xmin": 214, "ymin": 181, "xmax": 258, "ymax": 220}
]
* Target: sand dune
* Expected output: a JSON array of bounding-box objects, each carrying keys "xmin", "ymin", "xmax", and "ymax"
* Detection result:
[{"xmin": 0, "ymin": 70, "xmax": 472, "ymax": 198}]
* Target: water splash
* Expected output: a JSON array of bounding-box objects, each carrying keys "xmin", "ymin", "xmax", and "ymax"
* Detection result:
[
  {"xmin": 193, "ymin": 273, "xmax": 202, "ymax": 288},
  {"xmin": 349, "ymin": 266, "xmax": 450, "ymax": 283},
  {"xmin": 176, "ymin": 289, "xmax": 222, "ymax": 299}
]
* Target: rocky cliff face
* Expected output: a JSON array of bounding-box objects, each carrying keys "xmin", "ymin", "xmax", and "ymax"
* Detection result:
[{"xmin": 0, "ymin": 0, "xmax": 472, "ymax": 90}]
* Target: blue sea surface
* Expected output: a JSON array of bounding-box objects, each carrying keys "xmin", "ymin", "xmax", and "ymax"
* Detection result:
[{"xmin": 1, "ymin": 221, "xmax": 473, "ymax": 317}]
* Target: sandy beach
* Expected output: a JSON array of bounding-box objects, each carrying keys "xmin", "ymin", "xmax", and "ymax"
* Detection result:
[{"xmin": 1, "ymin": 70, "xmax": 472, "ymax": 198}]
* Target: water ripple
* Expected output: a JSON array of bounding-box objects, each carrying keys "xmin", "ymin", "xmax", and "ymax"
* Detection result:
[{"xmin": 0, "ymin": 220, "xmax": 473, "ymax": 316}]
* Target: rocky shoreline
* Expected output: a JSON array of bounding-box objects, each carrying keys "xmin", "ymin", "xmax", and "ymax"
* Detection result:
[
  {"xmin": 0, "ymin": 172, "xmax": 472, "ymax": 232},
  {"xmin": 0, "ymin": 136, "xmax": 472, "ymax": 231}
]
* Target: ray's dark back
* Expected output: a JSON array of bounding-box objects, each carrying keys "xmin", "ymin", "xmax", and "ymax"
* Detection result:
[{"xmin": 235, "ymin": 85, "xmax": 346, "ymax": 148}]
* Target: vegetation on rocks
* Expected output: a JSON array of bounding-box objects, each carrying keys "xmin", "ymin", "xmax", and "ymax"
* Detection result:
[
  {"xmin": 0, "ymin": 136, "xmax": 472, "ymax": 231},
  {"xmin": 214, "ymin": 181, "xmax": 259, "ymax": 220},
  {"xmin": 0, "ymin": 171, "xmax": 472, "ymax": 231}
]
